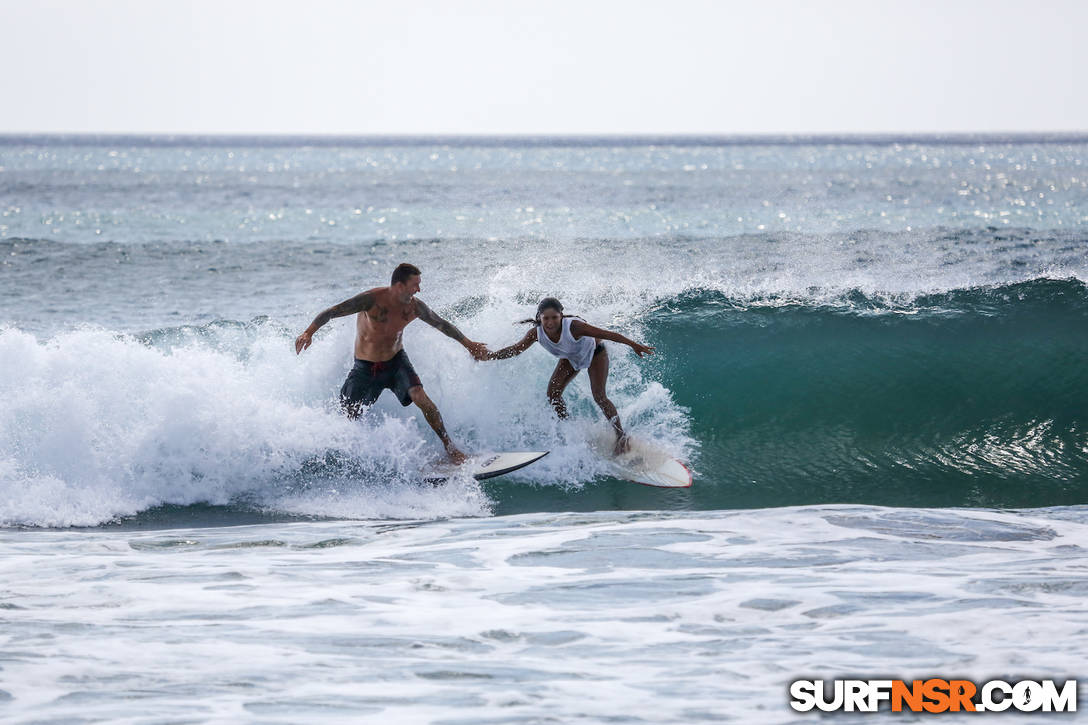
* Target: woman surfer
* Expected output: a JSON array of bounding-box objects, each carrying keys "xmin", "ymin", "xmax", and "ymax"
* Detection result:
[{"xmin": 484, "ymin": 297, "xmax": 654, "ymax": 455}]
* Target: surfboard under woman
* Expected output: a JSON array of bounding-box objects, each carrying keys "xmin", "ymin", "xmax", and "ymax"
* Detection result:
[{"xmin": 483, "ymin": 297, "xmax": 655, "ymax": 455}]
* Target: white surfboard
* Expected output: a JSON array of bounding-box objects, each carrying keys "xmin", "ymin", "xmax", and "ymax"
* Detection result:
[
  {"xmin": 591, "ymin": 431, "xmax": 693, "ymax": 488},
  {"xmin": 424, "ymin": 451, "xmax": 549, "ymax": 484}
]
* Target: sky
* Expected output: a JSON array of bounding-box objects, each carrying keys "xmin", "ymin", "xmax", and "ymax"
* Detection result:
[{"xmin": 2, "ymin": 0, "xmax": 1085, "ymax": 136}]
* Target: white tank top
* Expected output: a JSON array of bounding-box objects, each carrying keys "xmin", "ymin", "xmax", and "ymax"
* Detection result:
[{"xmin": 537, "ymin": 317, "xmax": 596, "ymax": 370}]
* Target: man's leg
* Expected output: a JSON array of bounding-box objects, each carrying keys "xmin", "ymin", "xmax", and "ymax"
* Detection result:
[
  {"xmin": 408, "ymin": 385, "xmax": 467, "ymax": 464},
  {"xmin": 588, "ymin": 347, "xmax": 628, "ymax": 454},
  {"xmin": 546, "ymin": 358, "xmax": 578, "ymax": 419},
  {"xmin": 340, "ymin": 364, "xmax": 381, "ymax": 419}
]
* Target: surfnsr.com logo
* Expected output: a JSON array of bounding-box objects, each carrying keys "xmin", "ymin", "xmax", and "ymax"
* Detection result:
[{"xmin": 790, "ymin": 679, "xmax": 1077, "ymax": 713}]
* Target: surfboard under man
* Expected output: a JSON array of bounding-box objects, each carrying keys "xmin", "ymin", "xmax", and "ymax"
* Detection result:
[{"xmin": 294, "ymin": 263, "xmax": 488, "ymax": 464}]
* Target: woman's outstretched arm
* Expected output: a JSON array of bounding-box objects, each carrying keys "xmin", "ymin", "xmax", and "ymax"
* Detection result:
[
  {"xmin": 569, "ymin": 320, "xmax": 655, "ymax": 357},
  {"xmin": 485, "ymin": 327, "xmax": 537, "ymax": 360}
]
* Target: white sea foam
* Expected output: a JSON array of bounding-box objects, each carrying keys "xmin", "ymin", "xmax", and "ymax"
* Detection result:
[
  {"xmin": 1, "ymin": 506, "xmax": 1085, "ymax": 722},
  {"xmin": 0, "ymin": 314, "xmax": 694, "ymax": 527}
]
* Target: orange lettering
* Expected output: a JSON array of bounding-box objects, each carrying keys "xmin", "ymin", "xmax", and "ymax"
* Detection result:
[
  {"xmin": 892, "ymin": 680, "xmax": 924, "ymax": 712},
  {"xmin": 922, "ymin": 679, "xmax": 951, "ymax": 713},
  {"xmin": 948, "ymin": 680, "xmax": 977, "ymax": 712}
]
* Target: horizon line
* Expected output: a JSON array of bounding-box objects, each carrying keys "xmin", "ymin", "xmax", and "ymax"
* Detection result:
[{"xmin": 2, "ymin": 131, "xmax": 1087, "ymax": 147}]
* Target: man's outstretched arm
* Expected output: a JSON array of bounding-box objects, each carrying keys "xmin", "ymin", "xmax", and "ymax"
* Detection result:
[
  {"xmin": 414, "ymin": 299, "xmax": 489, "ymax": 360},
  {"xmin": 295, "ymin": 291, "xmax": 376, "ymax": 354}
]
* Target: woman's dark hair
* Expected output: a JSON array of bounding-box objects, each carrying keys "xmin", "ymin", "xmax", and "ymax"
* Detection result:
[{"xmin": 519, "ymin": 297, "xmax": 572, "ymax": 325}]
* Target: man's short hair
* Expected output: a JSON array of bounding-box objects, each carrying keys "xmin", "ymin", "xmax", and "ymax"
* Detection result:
[{"xmin": 391, "ymin": 263, "xmax": 421, "ymax": 285}]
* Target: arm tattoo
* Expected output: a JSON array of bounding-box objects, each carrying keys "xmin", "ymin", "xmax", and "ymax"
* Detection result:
[
  {"xmin": 415, "ymin": 300, "xmax": 468, "ymax": 343},
  {"xmin": 330, "ymin": 292, "xmax": 375, "ymax": 317},
  {"xmin": 309, "ymin": 292, "xmax": 375, "ymax": 331}
]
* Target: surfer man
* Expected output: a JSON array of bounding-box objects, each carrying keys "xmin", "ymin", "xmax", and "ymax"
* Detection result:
[
  {"xmin": 483, "ymin": 297, "xmax": 654, "ymax": 455},
  {"xmin": 294, "ymin": 263, "xmax": 488, "ymax": 464}
]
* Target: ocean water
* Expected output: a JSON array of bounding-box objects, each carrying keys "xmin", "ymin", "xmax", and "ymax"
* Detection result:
[{"xmin": 1, "ymin": 135, "xmax": 1086, "ymax": 722}]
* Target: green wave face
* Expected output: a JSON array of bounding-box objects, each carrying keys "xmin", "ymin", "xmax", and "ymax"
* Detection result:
[{"xmin": 644, "ymin": 278, "xmax": 1088, "ymax": 509}]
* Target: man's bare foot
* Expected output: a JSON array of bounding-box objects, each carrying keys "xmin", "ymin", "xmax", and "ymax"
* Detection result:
[
  {"xmin": 613, "ymin": 435, "xmax": 631, "ymax": 456},
  {"xmin": 446, "ymin": 446, "xmax": 468, "ymax": 465}
]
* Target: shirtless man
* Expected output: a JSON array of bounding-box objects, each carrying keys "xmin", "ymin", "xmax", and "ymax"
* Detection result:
[{"xmin": 294, "ymin": 263, "xmax": 488, "ymax": 464}]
